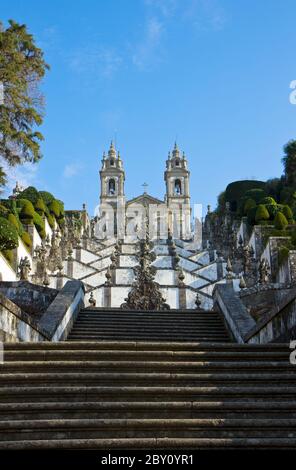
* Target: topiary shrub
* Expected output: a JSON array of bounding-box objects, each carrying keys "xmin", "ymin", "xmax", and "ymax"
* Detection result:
[
  {"xmin": 49, "ymin": 199, "xmax": 61, "ymax": 218},
  {"xmin": 16, "ymin": 186, "xmax": 40, "ymax": 205},
  {"xmin": 8, "ymin": 213, "xmax": 20, "ymax": 232},
  {"xmin": 255, "ymin": 204, "xmax": 270, "ymax": 224},
  {"xmin": 2, "ymin": 249, "xmax": 14, "ymax": 265},
  {"xmin": 39, "ymin": 191, "xmax": 55, "ymax": 206},
  {"xmin": 19, "ymin": 200, "xmax": 35, "ymax": 225},
  {"xmin": 35, "ymin": 197, "xmax": 46, "ymax": 216},
  {"xmin": 243, "ymin": 198, "xmax": 256, "ymax": 215},
  {"xmin": 283, "ymin": 205, "xmax": 294, "ymax": 223},
  {"xmin": 274, "ymin": 211, "xmax": 288, "ymax": 230},
  {"xmin": 33, "ymin": 212, "xmax": 45, "ymax": 237},
  {"xmin": 245, "ymin": 188, "xmax": 267, "ymax": 203},
  {"xmin": 46, "ymin": 213, "xmax": 55, "ymax": 229},
  {"xmin": 260, "ymin": 196, "xmax": 277, "ymax": 205},
  {"xmin": 0, "ymin": 217, "xmax": 19, "ymax": 251},
  {"xmin": 21, "ymin": 231, "xmax": 32, "ymax": 250},
  {"xmin": 0, "ymin": 203, "xmax": 9, "ymax": 217},
  {"xmin": 225, "ymin": 180, "xmax": 266, "ymax": 212}
]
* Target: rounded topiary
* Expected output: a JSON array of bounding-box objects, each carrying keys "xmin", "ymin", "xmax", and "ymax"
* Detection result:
[
  {"xmin": 0, "ymin": 204, "xmax": 9, "ymax": 217},
  {"xmin": 39, "ymin": 191, "xmax": 55, "ymax": 206},
  {"xmin": 2, "ymin": 249, "xmax": 14, "ymax": 265},
  {"xmin": 47, "ymin": 213, "xmax": 55, "ymax": 229},
  {"xmin": 16, "ymin": 186, "xmax": 40, "ymax": 205},
  {"xmin": 19, "ymin": 200, "xmax": 35, "ymax": 225},
  {"xmin": 8, "ymin": 213, "xmax": 20, "ymax": 232},
  {"xmin": 260, "ymin": 196, "xmax": 277, "ymax": 205},
  {"xmin": 0, "ymin": 217, "xmax": 19, "ymax": 251},
  {"xmin": 48, "ymin": 199, "xmax": 61, "ymax": 218},
  {"xmin": 283, "ymin": 205, "xmax": 294, "ymax": 223},
  {"xmin": 21, "ymin": 231, "xmax": 32, "ymax": 250},
  {"xmin": 255, "ymin": 204, "xmax": 270, "ymax": 223},
  {"xmin": 33, "ymin": 212, "xmax": 45, "ymax": 235},
  {"xmin": 243, "ymin": 198, "xmax": 256, "ymax": 215},
  {"xmin": 35, "ymin": 197, "xmax": 46, "ymax": 215},
  {"xmin": 274, "ymin": 211, "xmax": 288, "ymax": 230},
  {"xmin": 244, "ymin": 188, "xmax": 267, "ymax": 203}
]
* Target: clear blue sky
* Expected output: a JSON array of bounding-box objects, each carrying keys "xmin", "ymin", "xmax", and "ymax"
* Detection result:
[{"xmin": 2, "ymin": 0, "xmax": 296, "ymax": 215}]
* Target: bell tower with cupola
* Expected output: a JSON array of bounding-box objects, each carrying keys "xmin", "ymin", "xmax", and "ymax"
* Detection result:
[
  {"xmin": 99, "ymin": 141, "xmax": 125, "ymax": 204},
  {"xmin": 164, "ymin": 143, "xmax": 191, "ymax": 239}
]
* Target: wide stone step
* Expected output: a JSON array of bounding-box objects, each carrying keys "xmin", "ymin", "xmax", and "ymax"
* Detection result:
[
  {"xmin": 3, "ymin": 341, "xmax": 289, "ymax": 351},
  {"xmin": 3, "ymin": 349, "xmax": 290, "ymax": 362},
  {"xmin": 1, "ymin": 418, "xmax": 296, "ymax": 441},
  {"xmin": 2, "ymin": 360, "xmax": 291, "ymax": 373},
  {"xmin": 2, "ymin": 437, "xmax": 296, "ymax": 450},
  {"xmin": 0, "ymin": 371, "xmax": 294, "ymax": 387},
  {"xmin": 0, "ymin": 385, "xmax": 295, "ymax": 403},
  {"xmin": 0, "ymin": 401, "xmax": 295, "ymax": 420},
  {"xmin": 67, "ymin": 334, "xmax": 229, "ymax": 342}
]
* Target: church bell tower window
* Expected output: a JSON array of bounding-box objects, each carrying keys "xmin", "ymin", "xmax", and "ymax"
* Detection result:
[
  {"xmin": 108, "ymin": 178, "xmax": 116, "ymax": 195},
  {"xmin": 174, "ymin": 179, "xmax": 182, "ymax": 195}
]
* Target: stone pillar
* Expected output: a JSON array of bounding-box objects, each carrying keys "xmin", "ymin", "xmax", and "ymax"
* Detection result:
[
  {"xmin": 178, "ymin": 286, "xmax": 187, "ymax": 309},
  {"xmin": 104, "ymin": 286, "xmax": 112, "ymax": 307}
]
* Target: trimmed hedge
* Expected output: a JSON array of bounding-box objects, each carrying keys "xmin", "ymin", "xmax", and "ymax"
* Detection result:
[
  {"xmin": 21, "ymin": 231, "xmax": 32, "ymax": 250},
  {"xmin": 35, "ymin": 197, "xmax": 46, "ymax": 215},
  {"xmin": 274, "ymin": 211, "xmax": 288, "ymax": 230},
  {"xmin": 19, "ymin": 200, "xmax": 35, "ymax": 225},
  {"xmin": 16, "ymin": 186, "xmax": 40, "ymax": 205},
  {"xmin": 225, "ymin": 180, "xmax": 266, "ymax": 211},
  {"xmin": 255, "ymin": 204, "xmax": 270, "ymax": 223},
  {"xmin": 0, "ymin": 217, "xmax": 19, "ymax": 251}
]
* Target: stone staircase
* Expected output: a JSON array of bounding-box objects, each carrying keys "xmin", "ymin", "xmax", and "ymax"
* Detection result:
[
  {"xmin": 0, "ymin": 339, "xmax": 295, "ymax": 449},
  {"xmin": 68, "ymin": 308, "xmax": 230, "ymax": 342}
]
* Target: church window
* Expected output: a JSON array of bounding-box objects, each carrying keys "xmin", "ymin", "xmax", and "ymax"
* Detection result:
[
  {"xmin": 108, "ymin": 179, "xmax": 116, "ymax": 195},
  {"xmin": 110, "ymin": 158, "xmax": 115, "ymax": 166},
  {"xmin": 175, "ymin": 159, "xmax": 180, "ymax": 166},
  {"xmin": 174, "ymin": 179, "xmax": 182, "ymax": 195}
]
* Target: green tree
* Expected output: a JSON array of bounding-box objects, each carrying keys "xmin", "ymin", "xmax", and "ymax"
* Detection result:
[
  {"xmin": 282, "ymin": 140, "xmax": 296, "ymax": 186},
  {"xmin": 0, "ymin": 20, "xmax": 49, "ymax": 187},
  {"xmin": 255, "ymin": 204, "xmax": 270, "ymax": 223},
  {"xmin": 283, "ymin": 205, "xmax": 294, "ymax": 223},
  {"xmin": 274, "ymin": 211, "xmax": 288, "ymax": 230}
]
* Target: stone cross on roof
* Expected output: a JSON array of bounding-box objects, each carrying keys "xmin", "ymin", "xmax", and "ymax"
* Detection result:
[{"xmin": 142, "ymin": 182, "xmax": 148, "ymax": 194}]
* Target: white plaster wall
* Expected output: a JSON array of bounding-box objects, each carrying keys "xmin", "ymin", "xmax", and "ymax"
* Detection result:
[
  {"xmin": 16, "ymin": 238, "xmax": 32, "ymax": 267},
  {"xmin": 121, "ymin": 244, "xmax": 137, "ymax": 254},
  {"xmin": 79, "ymin": 249, "xmax": 99, "ymax": 264},
  {"xmin": 160, "ymin": 287, "xmax": 178, "ymax": 309},
  {"xmin": 115, "ymin": 268, "xmax": 135, "ymax": 285},
  {"xmin": 44, "ymin": 217, "xmax": 53, "ymax": 239},
  {"xmin": 154, "ymin": 245, "xmax": 169, "ymax": 255},
  {"xmin": 186, "ymin": 289, "xmax": 213, "ymax": 310},
  {"xmin": 152, "ymin": 256, "xmax": 172, "ymax": 268},
  {"xmin": 194, "ymin": 263, "xmax": 218, "ymax": 281},
  {"xmin": 96, "ymin": 245, "xmax": 115, "ymax": 258},
  {"xmin": 72, "ymin": 261, "xmax": 96, "ymax": 278},
  {"xmin": 111, "ymin": 286, "xmax": 130, "ymax": 307},
  {"xmin": 0, "ymin": 253, "xmax": 17, "ymax": 281},
  {"xmin": 119, "ymin": 255, "xmax": 138, "ymax": 267},
  {"xmin": 31, "ymin": 226, "xmax": 42, "ymax": 250},
  {"xmin": 261, "ymin": 241, "xmax": 271, "ymax": 267},
  {"xmin": 248, "ymin": 230, "xmax": 257, "ymax": 259},
  {"xmin": 183, "ymin": 271, "xmax": 208, "ymax": 288},
  {"xmin": 155, "ymin": 269, "xmax": 175, "ymax": 285},
  {"xmin": 83, "ymin": 271, "xmax": 107, "ymax": 287},
  {"xmin": 179, "ymin": 257, "xmax": 200, "ymax": 272},
  {"xmin": 189, "ymin": 251, "xmax": 210, "ymax": 265},
  {"xmin": 91, "ymin": 257, "xmax": 111, "ymax": 270}
]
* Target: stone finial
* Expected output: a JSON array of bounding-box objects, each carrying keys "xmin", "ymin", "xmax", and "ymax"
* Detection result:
[
  {"xmin": 105, "ymin": 266, "xmax": 112, "ymax": 285},
  {"xmin": 195, "ymin": 292, "xmax": 202, "ymax": 310},
  {"xmin": 172, "ymin": 141, "xmax": 180, "ymax": 158},
  {"xmin": 239, "ymin": 275, "xmax": 247, "ymax": 289},
  {"xmin": 226, "ymin": 257, "xmax": 234, "ymax": 281},
  {"xmin": 89, "ymin": 291, "xmax": 96, "ymax": 307},
  {"xmin": 18, "ymin": 257, "xmax": 31, "ymax": 281},
  {"xmin": 259, "ymin": 258, "xmax": 270, "ymax": 284},
  {"xmin": 108, "ymin": 140, "xmax": 116, "ymax": 157},
  {"xmin": 43, "ymin": 270, "xmax": 50, "ymax": 286},
  {"xmin": 178, "ymin": 268, "xmax": 185, "ymax": 285}
]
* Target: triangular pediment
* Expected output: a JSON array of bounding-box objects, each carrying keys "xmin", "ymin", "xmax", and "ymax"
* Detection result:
[{"xmin": 127, "ymin": 193, "xmax": 164, "ymax": 206}]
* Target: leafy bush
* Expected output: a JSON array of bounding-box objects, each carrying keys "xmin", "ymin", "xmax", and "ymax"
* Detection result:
[
  {"xmin": 17, "ymin": 186, "xmax": 40, "ymax": 205},
  {"xmin": 2, "ymin": 249, "xmax": 14, "ymax": 265},
  {"xmin": 244, "ymin": 188, "xmax": 267, "ymax": 203},
  {"xmin": 47, "ymin": 213, "xmax": 55, "ymax": 229},
  {"xmin": 19, "ymin": 200, "xmax": 35, "ymax": 225},
  {"xmin": 8, "ymin": 213, "xmax": 20, "ymax": 231},
  {"xmin": 21, "ymin": 231, "xmax": 32, "ymax": 250},
  {"xmin": 260, "ymin": 196, "xmax": 277, "ymax": 205},
  {"xmin": 33, "ymin": 212, "xmax": 45, "ymax": 237},
  {"xmin": 243, "ymin": 198, "xmax": 256, "ymax": 215},
  {"xmin": 0, "ymin": 217, "xmax": 19, "ymax": 251},
  {"xmin": 247, "ymin": 206, "xmax": 258, "ymax": 225},
  {"xmin": 283, "ymin": 205, "xmax": 294, "ymax": 223},
  {"xmin": 49, "ymin": 199, "xmax": 61, "ymax": 218},
  {"xmin": 255, "ymin": 204, "xmax": 270, "ymax": 223},
  {"xmin": 35, "ymin": 197, "xmax": 46, "ymax": 215},
  {"xmin": 274, "ymin": 211, "xmax": 288, "ymax": 230},
  {"xmin": 225, "ymin": 180, "xmax": 266, "ymax": 212},
  {"xmin": 39, "ymin": 191, "xmax": 55, "ymax": 206},
  {"xmin": 0, "ymin": 204, "xmax": 8, "ymax": 217}
]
